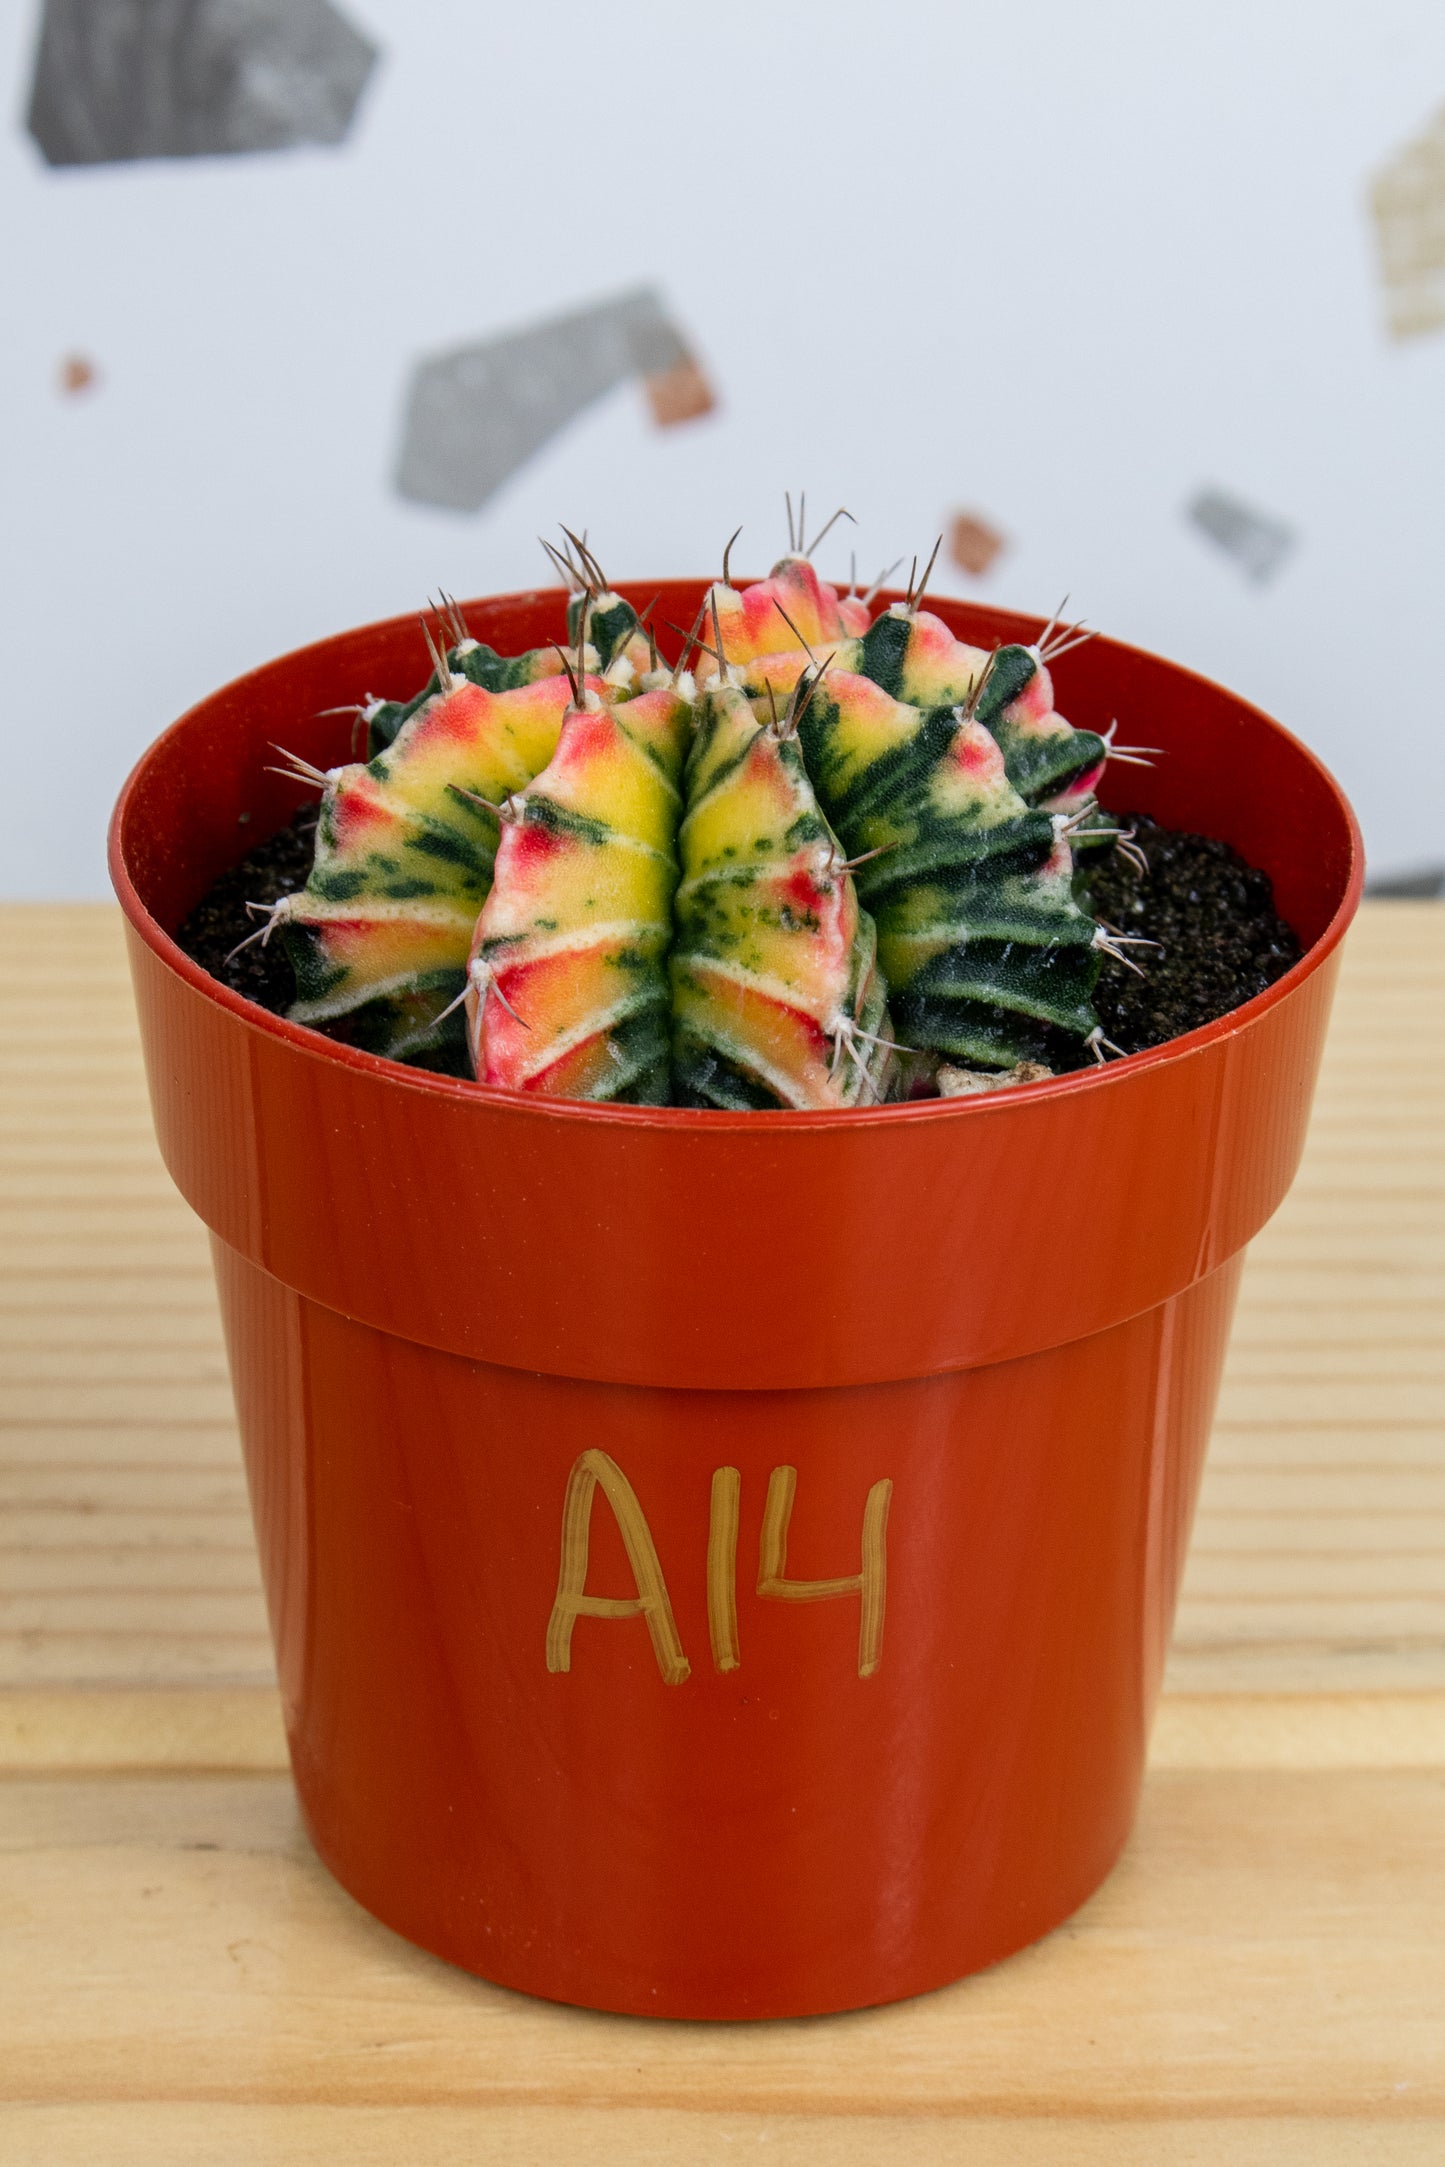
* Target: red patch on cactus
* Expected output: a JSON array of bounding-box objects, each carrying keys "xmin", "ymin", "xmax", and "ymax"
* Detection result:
[
  {"xmin": 406, "ymin": 680, "xmax": 493, "ymax": 750},
  {"xmin": 714, "ymin": 558, "xmax": 852, "ymax": 668},
  {"xmin": 1007, "ymin": 656, "xmax": 1056, "ymax": 727},
  {"xmin": 326, "ymin": 784, "xmax": 387, "ymax": 847},
  {"xmin": 946, "ymin": 719, "xmax": 1010, "ymax": 781},
  {"xmin": 1044, "ymin": 757, "xmax": 1107, "ymax": 812},
  {"xmin": 780, "ymin": 863, "xmax": 829, "ymax": 918},
  {"xmin": 512, "ymin": 818, "xmax": 567, "ymax": 868}
]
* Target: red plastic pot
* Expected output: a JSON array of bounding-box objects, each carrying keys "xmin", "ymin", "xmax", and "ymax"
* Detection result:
[{"xmin": 110, "ymin": 583, "xmax": 1361, "ymax": 2019}]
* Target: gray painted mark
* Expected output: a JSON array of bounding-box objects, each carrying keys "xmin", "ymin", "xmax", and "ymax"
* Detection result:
[
  {"xmin": 395, "ymin": 287, "xmax": 712, "ymax": 515},
  {"xmin": 1365, "ymin": 864, "xmax": 1445, "ymax": 899},
  {"xmin": 1186, "ymin": 488, "xmax": 1296, "ymax": 586},
  {"xmin": 26, "ymin": 0, "xmax": 378, "ymax": 167}
]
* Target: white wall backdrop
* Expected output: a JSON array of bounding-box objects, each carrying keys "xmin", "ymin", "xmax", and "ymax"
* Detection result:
[{"xmin": 3, "ymin": 0, "xmax": 1443, "ymax": 895}]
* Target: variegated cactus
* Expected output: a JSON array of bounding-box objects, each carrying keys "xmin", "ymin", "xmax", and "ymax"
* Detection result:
[{"xmin": 250, "ymin": 519, "xmax": 1153, "ymax": 1099}]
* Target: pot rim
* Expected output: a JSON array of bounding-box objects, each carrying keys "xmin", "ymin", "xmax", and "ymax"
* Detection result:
[{"xmin": 109, "ymin": 585, "xmax": 1364, "ymax": 1134}]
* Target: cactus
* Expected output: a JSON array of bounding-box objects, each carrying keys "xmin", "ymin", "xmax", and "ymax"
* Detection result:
[
  {"xmin": 260, "ymin": 521, "xmax": 1157, "ymax": 1096},
  {"xmin": 670, "ymin": 666, "xmax": 894, "ymax": 1110},
  {"xmin": 464, "ymin": 669, "xmax": 689, "ymax": 1103}
]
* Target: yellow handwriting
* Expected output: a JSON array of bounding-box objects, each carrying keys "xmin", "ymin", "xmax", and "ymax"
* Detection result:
[
  {"xmin": 757, "ymin": 1465, "xmax": 893, "ymax": 1678},
  {"xmin": 545, "ymin": 1456, "xmax": 892, "ymax": 1681},
  {"xmin": 544, "ymin": 1448, "xmax": 690, "ymax": 1685}
]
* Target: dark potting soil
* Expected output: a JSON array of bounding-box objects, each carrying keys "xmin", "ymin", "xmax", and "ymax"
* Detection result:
[
  {"xmin": 176, "ymin": 805, "xmax": 318, "ymax": 1015},
  {"xmin": 1082, "ymin": 814, "xmax": 1302, "ymax": 1057},
  {"xmin": 174, "ymin": 804, "xmax": 1302, "ymax": 1075}
]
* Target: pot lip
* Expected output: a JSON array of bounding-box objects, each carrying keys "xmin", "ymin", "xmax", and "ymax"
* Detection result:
[{"xmin": 110, "ymin": 585, "xmax": 1365, "ymax": 1134}]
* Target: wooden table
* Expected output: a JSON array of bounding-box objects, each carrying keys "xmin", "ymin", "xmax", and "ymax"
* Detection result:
[{"xmin": 2, "ymin": 902, "xmax": 1442, "ymax": 2164}]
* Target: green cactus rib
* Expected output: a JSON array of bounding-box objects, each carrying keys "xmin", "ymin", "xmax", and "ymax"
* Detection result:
[
  {"xmin": 565, "ymin": 586, "xmax": 643, "ymax": 673},
  {"xmin": 786, "ymin": 663, "xmax": 1101, "ymax": 1069}
]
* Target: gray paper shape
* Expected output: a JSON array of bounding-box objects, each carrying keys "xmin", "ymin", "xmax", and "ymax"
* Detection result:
[
  {"xmin": 1186, "ymin": 487, "xmax": 1296, "ymax": 586},
  {"xmin": 396, "ymin": 288, "xmax": 693, "ymax": 514},
  {"xmin": 1365, "ymin": 863, "xmax": 1445, "ymax": 898},
  {"xmin": 26, "ymin": 0, "xmax": 378, "ymax": 167}
]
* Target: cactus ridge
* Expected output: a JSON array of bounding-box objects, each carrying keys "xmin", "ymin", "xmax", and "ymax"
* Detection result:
[
  {"xmin": 565, "ymin": 587, "xmax": 649, "ymax": 675},
  {"xmin": 366, "ymin": 637, "xmax": 586, "ymax": 756},
  {"xmin": 278, "ymin": 670, "xmax": 589, "ymax": 1068},
  {"xmin": 466, "ymin": 682, "xmax": 690, "ymax": 1105},
  {"xmin": 671, "ymin": 684, "xmax": 894, "ymax": 1111},
  {"xmin": 795, "ymin": 685, "xmax": 1098, "ymax": 1067}
]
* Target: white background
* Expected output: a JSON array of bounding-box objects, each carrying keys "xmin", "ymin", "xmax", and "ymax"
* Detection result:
[{"xmin": 2, "ymin": 0, "xmax": 1442, "ymax": 895}]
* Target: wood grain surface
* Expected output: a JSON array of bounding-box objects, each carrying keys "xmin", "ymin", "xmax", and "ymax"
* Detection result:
[{"xmin": 1, "ymin": 900, "xmax": 1442, "ymax": 2160}]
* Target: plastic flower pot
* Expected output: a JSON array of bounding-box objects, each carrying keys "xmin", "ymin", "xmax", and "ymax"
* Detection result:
[{"xmin": 110, "ymin": 583, "xmax": 1361, "ymax": 2019}]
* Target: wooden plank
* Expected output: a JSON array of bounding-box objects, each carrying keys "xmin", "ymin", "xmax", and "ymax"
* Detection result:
[
  {"xmin": 1, "ymin": 1511, "xmax": 254, "ymax": 1550},
  {"xmin": 1166, "ymin": 1647, "xmax": 1445, "ymax": 1693},
  {"xmin": 0, "ymin": 1591, "xmax": 269, "ymax": 1635},
  {"xmin": 1147, "ymin": 1691, "xmax": 1445, "ymax": 1767},
  {"xmin": 2, "ymin": 1385, "xmax": 239, "ymax": 1423},
  {"xmin": 1221, "ymin": 1346, "xmax": 1445, "ymax": 1376},
  {"xmin": 1191, "ymin": 1471, "xmax": 1445, "ymax": 1510},
  {"xmin": 0, "ymin": 1769, "xmax": 1440, "ymax": 2115},
  {"xmin": 0, "ymin": 1687, "xmax": 287, "ymax": 1771},
  {"xmin": 0, "ymin": 1637, "xmax": 275, "ymax": 1685},
  {"xmin": 1, "ymin": 1550, "xmax": 265, "ymax": 1594},
  {"xmin": 0, "ymin": 1466, "xmax": 249, "ymax": 1510},
  {"xmin": 1204, "ymin": 1434, "xmax": 1445, "ymax": 1467},
  {"xmin": 3, "ymin": 1688, "xmax": 1442, "ymax": 1777},
  {"xmin": 1191, "ymin": 1515, "xmax": 1445, "ymax": 1552},
  {"xmin": 0, "ymin": 1421, "xmax": 246, "ymax": 1473},
  {"xmin": 1214, "ymin": 1382, "xmax": 1444, "ymax": 1421},
  {"xmin": 1183, "ymin": 1554, "xmax": 1445, "ymax": 1596},
  {"xmin": 1, "ymin": 2106, "xmax": 1441, "ymax": 2167}
]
